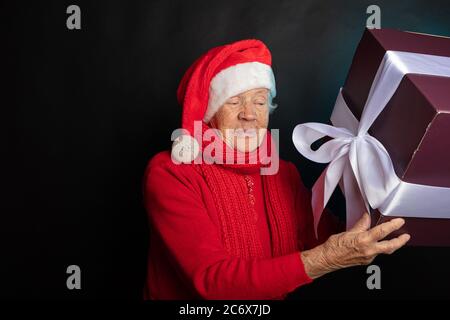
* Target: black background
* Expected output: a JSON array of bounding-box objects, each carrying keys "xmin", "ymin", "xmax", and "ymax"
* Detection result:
[{"xmin": 3, "ymin": 0, "xmax": 450, "ymax": 299}]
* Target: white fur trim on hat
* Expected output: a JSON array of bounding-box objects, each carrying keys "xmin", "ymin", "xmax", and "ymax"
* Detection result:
[
  {"xmin": 203, "ymin": 62, "xmax": 276, "ymax": 123},
  {"xmin": 171, "ymin": 134, "xmax": 200, "ymax": 164}
]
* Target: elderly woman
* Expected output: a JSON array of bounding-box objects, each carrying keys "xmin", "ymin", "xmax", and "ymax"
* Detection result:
[{"xmin": 142, "ymin": 39, "xmax": 410, "ymax": 300}]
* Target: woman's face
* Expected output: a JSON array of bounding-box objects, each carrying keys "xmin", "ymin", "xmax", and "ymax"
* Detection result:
[{"xmin": 209, "ymin": 88, "xmax": 269, "ymax": 152}]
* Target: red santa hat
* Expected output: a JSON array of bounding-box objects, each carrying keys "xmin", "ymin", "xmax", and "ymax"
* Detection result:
[{"xmin": 172, "ymin": 39, "xmax": 276, "ymax": 163}]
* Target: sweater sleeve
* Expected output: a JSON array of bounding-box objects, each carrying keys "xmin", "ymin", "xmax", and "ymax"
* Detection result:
[
  {"xmin": 288, "ymin": 162, "xmax": 345, "ymax": 249},
  {"xmin": 143, "ymin": 157, "xmax": 313, "ymax": 300}
]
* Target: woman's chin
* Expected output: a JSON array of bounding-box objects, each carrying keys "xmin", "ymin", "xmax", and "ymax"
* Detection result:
[{"xmin": 235, "ymin": 137, "xmax": 260, "ymax": 153}]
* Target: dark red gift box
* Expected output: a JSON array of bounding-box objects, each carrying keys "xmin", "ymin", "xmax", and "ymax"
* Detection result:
[{"xmin": 341, "ymin": 28, "xmax": 450, "ymax": 246}]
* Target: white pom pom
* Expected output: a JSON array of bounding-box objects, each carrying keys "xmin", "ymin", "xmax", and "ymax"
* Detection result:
[{"xmin": 171, "ymin": 135, "xmax": 200, "ymax": 164}]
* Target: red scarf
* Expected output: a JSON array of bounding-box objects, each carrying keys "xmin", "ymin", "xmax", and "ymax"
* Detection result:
[{"xmin": 194, "ymin": 123, "xmax": 299, "ymax": 259}]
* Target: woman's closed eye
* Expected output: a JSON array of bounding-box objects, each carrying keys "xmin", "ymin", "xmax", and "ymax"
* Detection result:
[{"xmin": 226, "ymin": 99, "xmax": 240, "ymax": 105}]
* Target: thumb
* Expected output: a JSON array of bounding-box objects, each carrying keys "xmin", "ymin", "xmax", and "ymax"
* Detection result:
[{"xmin": 349, "ymin": 212, "xmax": 371, "ymax": 232}]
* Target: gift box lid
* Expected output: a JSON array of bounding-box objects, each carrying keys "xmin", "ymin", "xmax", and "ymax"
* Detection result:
[{"xmin": 342, "ymin": 28, "xmax": 450, "ymax": 187}]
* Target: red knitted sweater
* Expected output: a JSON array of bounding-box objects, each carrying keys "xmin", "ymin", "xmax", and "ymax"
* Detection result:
[{"xmin": 142, "ymin": 150, "xmax": 341, "ymax": 300}]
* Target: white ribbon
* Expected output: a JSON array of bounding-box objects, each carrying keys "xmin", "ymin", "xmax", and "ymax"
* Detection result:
[{"xmin": 292, "ymin": 50, "xmax": 450, "ymax": 237}]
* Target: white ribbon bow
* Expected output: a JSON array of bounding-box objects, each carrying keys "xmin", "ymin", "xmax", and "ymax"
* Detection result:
[{"xmin": 293, "ymin": 51, "xmax": 450, "ymax": 237}]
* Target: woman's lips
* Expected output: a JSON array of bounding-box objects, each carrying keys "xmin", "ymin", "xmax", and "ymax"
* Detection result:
[{"xmin": 234, "ymin": 128, "xmax": 258, "ymax": 138}]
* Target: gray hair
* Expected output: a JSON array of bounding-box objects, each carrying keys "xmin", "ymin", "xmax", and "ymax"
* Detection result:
[{"xmin": 268, "ymin": 91, "xmax": 278, "ymax": 114}]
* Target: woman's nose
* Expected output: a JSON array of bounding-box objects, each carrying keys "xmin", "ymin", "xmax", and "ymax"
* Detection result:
[{"xmin": 239, "ymin": 103, "xmax": 257, "ymax": 121}]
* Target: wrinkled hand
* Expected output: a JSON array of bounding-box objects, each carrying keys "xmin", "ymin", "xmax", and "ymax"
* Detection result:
[{"xmin": 301, "ymin": 213, "xmax": 410, "ymax": 279}]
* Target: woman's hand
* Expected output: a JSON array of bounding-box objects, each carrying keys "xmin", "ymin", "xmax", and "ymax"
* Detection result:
[{"xmin": 300, "ymin": 213, "xmax": 410, "ymax": 279}]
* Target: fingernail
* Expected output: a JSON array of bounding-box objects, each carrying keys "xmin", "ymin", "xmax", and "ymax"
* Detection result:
[{"xmin": 393, "ymin": 218, "xmax": 405, "ymax": 225}]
